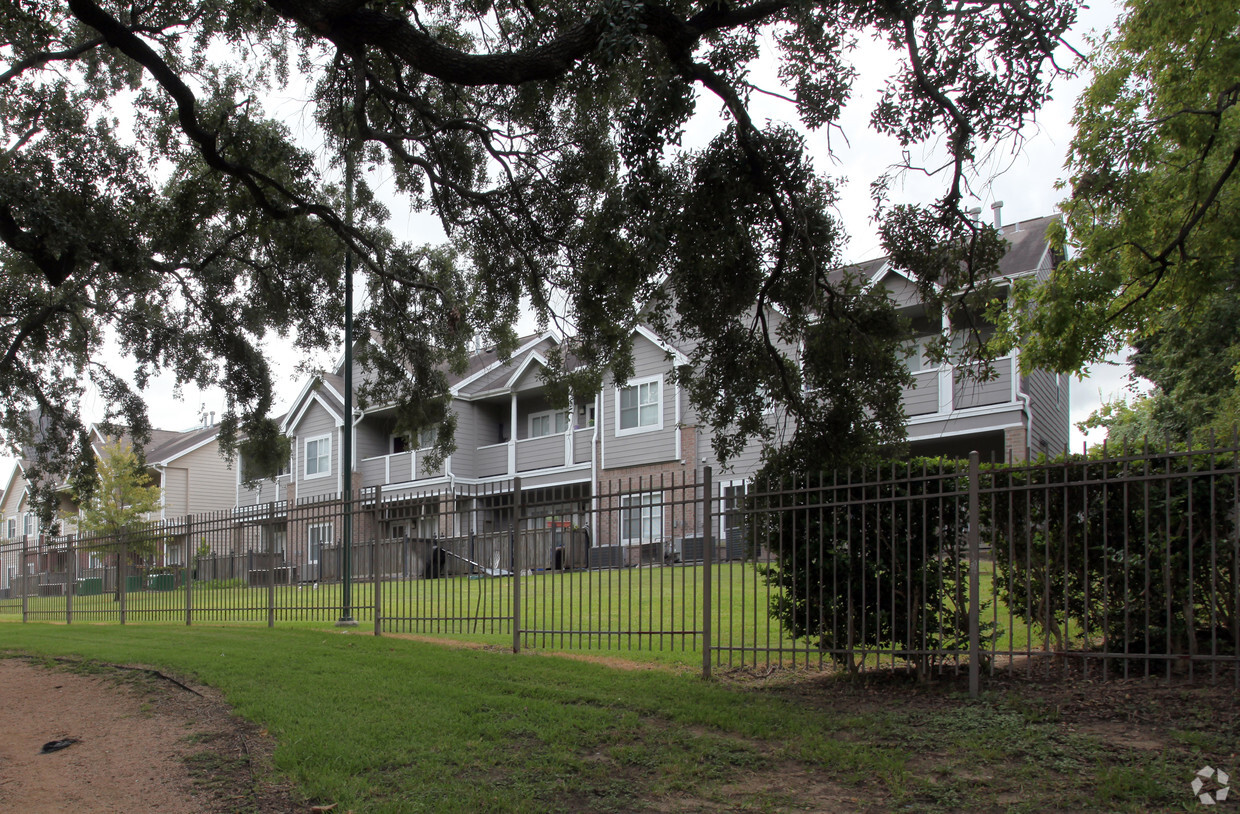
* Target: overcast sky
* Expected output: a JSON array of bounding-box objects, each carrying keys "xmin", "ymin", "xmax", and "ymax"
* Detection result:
[{"xmin": 1, "ymin": 0, "xmax": 1134, "ymax": 488}]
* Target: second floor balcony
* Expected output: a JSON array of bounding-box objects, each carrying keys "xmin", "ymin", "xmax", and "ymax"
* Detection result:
[{"xmin": 902, "ymin": 355, "xmax": 1017, "ymax": 418}]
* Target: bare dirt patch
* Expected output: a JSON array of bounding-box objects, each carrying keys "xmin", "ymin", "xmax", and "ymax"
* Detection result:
[{"xmin": 0, "ymin": 657, "xmax": 295, "ymax": 813}]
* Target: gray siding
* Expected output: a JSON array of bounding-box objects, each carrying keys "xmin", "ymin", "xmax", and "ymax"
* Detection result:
[
  {"xmin": 355, "ymin": 423, "xmax": 389, "ymax": 462},
  {"xmin": 1023, "ymin": 368, "xmax": 1071, "ymax": 455},
  {"xmin": 953, "ymin": 360, "xmax": 1013, "ymax": 409},
  {"xmin": 573, "ymin": 429, "xmax": 594, "ymax": 464},
  {"xmin": 602, "ymin": 337, "xmax": 679, "ymax": 471},
  {"xmin": 294, "ymin": 401, "xmax": 340, "ymax": 499},
  {"xmin": 879, "ymin": 271, "xmax": 922, "ymax": 308},
  {"xmin": 903, "ymin": 370, "xmax": 939, "ymax": 416},
  {"xmin": 174, "ymin": 440, "xmax": 236, "ymax": 515},
  {"xmin": 516, "ymin": 435, "xmax": 564, "ymax": 471}
]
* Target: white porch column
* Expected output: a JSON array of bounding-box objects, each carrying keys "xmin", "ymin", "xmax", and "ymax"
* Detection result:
[
  {"xmin": 508, "ymin": 392, "xmax": 517, "ymax": 474},
  {"xmin": 938, "ymin": 311, "xmax": 954, "ymax": 414}
]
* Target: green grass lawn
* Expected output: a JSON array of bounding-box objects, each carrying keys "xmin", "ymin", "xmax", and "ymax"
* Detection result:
[
  {"xmin": 2, "ymin": 560, "xmax": 1070, "ymax": 672},
  {"xmin": 2, "ymin": 624, "xmax": 1230, "ymax": 813}
]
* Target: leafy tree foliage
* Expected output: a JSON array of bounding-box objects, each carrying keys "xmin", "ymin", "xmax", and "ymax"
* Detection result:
[
  {"xmin": 1011, "ymin": 0, "xmax": 1240, "ymax": 437},
  {"xmin": 73, "ymin": 437, "xmax": 165, "ymax": 564},
  {"xmin": 2, "ymin": 0, "xmax": 1078, "ymax": 522}
]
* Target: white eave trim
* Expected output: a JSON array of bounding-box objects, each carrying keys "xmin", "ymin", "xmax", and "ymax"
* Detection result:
[
  {"xmin": 633, "ymin": 325, "xmax": 689, "ymax": 366},
  {"xmin": 504, "ymin": 351, "xmax": 549, "ymax": 390},
  {"xmin": 285, "ymin": 391, "xmax": 345, "ymax": 434}
]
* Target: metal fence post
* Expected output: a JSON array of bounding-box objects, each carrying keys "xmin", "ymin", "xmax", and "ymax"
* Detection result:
[
  {"xmin": 21, "ymin": 535, "xmax": 28, "ymax": 623},
  {"xmin": 119, "ymin": 537, "xmax": 127, "ymax": 625},
  {"xmin": 185, "ymin": 516, "xmax": 194, "ymax": 626},
  {"xmin": 968, "ymin": 451, "xmax": 980, "ymax": 698},
  {"xmin": 512, "ymin": 476, "xmax": 522, "ymax": 654},
  {"xmin": 67, "ymin": 537, "xmax": 76, "ymax": 624},
  {"xmin": 372, "ymin": 486, "xmax": 382, "ymax": 636},
  {"xmin": 267, "ymin": 511, "xmax": 276, "ymax": 628},
  {"xmin": 702, "ymin": 467, "xmax": 713, "ymax": 680}
]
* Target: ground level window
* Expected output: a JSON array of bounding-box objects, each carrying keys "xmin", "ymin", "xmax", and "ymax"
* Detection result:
[
  {"xmin": 620, "ymin": 492, "xmax": 662, "ymax": 544},
  {"xmin": 307, "ymin": 523, "xmax": 332, "ymax": 564}
]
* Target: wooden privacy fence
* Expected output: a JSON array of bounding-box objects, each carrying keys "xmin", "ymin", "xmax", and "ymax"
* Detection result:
[{"xmin": 2, "ymin": 447, "xmax": 1237, "ymax": 689}]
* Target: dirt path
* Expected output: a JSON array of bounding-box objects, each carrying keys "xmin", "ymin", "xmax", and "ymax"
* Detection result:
[{"xmin": 0, "ymin": 658, "xmax": 293, "ymax": 813}]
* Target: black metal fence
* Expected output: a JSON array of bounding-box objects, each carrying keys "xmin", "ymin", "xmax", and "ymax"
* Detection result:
[{"xmin": 2, "ymin": 445, "xmax": 1237, "ymax": 689}]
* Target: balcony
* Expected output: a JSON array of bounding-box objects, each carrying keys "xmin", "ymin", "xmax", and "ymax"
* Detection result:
[
  {"xmin": 902, "ymin": 356, "xmax": 1016, "ymax": 417},
  {"xmin": 358, "ymin": 450, "xmax": 443, "ymax": 486}
]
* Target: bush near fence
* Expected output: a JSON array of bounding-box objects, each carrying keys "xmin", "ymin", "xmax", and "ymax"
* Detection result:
[
  {"xmin": 747, "ymin": 461, "xmax": 994, "ymax": 680},
  {"xmin": 985, "ymin": 448, "xmax": 1239, "ymax": 668}
]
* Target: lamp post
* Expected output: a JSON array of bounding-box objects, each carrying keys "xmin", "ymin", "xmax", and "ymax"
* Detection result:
[{"xmin": 337, "ymin": 132, "xmax": 357, "ymax": 628}]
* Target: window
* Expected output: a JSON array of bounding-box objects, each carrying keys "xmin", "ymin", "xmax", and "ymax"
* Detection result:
[
  {"xmin": 307, "ymin": 523, "xmax": 332, "ymax": 564},
  {"xmin": 529, "ymin": 410, "xmax": 571, "ymax": 438},
  {"xmin": 620, "ymin": 492, "xmax": 663, "ymax": 544},
  {"xmin": 262, "ymin": 526, "xmax": 287, "ymax": 557},
  {"xmin": 418, "ymin": 427, "xmax": 437, "ymax": 449},
  {"xmin": 617, "ymin": 376, "xmax": 662, "ymax": 434},
  {"xmin": 721, "ymin": 482, "xmax": 748, "ymax": 542},
  {"xmin": 22, "ymin": 513, "xmax": 33, "ymax": 537},
  {"xmin": 305, "ymin": 435, "xmax": 331, "ymax": 478},
  {"xmin": 391, "ymin": 434, "xmax": 407, "ymax": 454},
  {"xmin": 165, "ymin": 541, "xmax": 184, "ymax": 566},
  {"xmin": 903, "ymin": 335, "xmax": 938, "ymax": 373},
  {"xmin": 5, "ymin": 518, "xmax": 13, "ymax": 539}
]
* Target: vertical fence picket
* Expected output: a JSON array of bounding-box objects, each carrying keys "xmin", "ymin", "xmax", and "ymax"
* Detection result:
[
  {"xmin": 968, "ymin": 452, "xmax": 980, "ymax": 699},
  {"xmin": 701, "ymin": 466, "xmax": 712, "ymax": 680}
]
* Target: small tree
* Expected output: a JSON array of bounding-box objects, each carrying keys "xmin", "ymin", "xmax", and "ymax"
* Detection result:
[{"xmin": 75, "ymin": 439, "xmax": 165, "ymax": 599}]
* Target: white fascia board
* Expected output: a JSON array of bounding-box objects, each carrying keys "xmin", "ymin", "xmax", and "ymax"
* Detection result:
[
  {"xmin": 906, "ymin": 420, "xmax": 1023, "ymax": 443},
  {"xmin": 503, "ymin": 351, "xmax": 549, "ymax": 391},
  {"xmin": 319, "ymin": 378, "xmax": 345, "ymax": 405},
  {"xmin": 633, "ymin": 325, "xmax": 688, "ymax": 366},
  {"xmin": 451, "ymin": 332, "xmax": 556, "ymax": 394},
  {"xmin": 0, "ymin": 462, "xmax": 25, "ymax": 508},
  {"xmin": 287, "ymin": 392, "xmax": 345, "ymax": 434},
  {"xmin": 280, "ymin": 376, "xmax": 324, "ymax": 433}
]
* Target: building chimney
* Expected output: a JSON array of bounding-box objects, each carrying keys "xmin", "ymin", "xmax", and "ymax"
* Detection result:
[
  {"xmin": 967, "ymin": 206, "xmax": 982, "ymax": 223},
  {"xmin": 991, "ymin": 200, "xmax": 1004, "ymax": 229},
  {"xmin": 209, "ymin": 411, "xmax": 215, "ymax": 427}
]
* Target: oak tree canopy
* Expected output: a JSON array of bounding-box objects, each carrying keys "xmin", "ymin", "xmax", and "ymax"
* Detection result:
[{"xmin": 1, "ymin": 0, "xmax": 1078, "ymax": 519}]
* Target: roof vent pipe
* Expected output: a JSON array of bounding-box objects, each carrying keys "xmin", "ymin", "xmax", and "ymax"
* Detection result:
[{"xmin": 991, "ymin": 201, "xmax": 1004, "ymax": 229}]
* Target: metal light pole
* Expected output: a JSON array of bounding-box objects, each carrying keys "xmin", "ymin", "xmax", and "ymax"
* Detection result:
[{"xmin": 337, "ymin": 129, "xmax": 358, "ymax": 628}]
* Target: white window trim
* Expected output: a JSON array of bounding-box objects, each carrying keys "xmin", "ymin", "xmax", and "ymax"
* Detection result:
[
  {"xmin": 614, "ymin": 374, "xmax": 664, "ymax": 437},
  {"xmin": 528, "ymin": 409, "xmax": 571, "ymax": 439},
  {"xmin": 304, "ymin": 434, "xmax": 332, "ymax": 479},
  {"xmin": 620, "ymin": 492, "xmax": 663, "ymax": 545},
  {"xmin": 307, "ymin": 523, "xmax": 332, "ymax": 564},
  {"xmin": 719, "ymin": 479, "xmax": 748, "ymax": 541}
]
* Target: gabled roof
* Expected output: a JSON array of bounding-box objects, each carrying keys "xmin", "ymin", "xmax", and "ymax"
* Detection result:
[
  {"xmin": 88, "ymin": 422, "xmax": 224, "ymax": 469},
  {"xmin": 855, "ymin": 213, "xmax": 1059, "ymax": 288},
  {"xmin": 0, "ymin": 459, "xmax": 27, "ymax": 512},
  {"xmin": 146, "ymin": 424, "xmax": 220, "ymax": 466},
  {"xmin": 452, "ymin": 332, "xmax": 557, "ymax": 397}
]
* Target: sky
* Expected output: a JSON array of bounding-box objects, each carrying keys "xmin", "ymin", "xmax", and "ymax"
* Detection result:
[{"xmin": 1, "ymin": 0, "xmax": 1134, "ymax": 488}]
